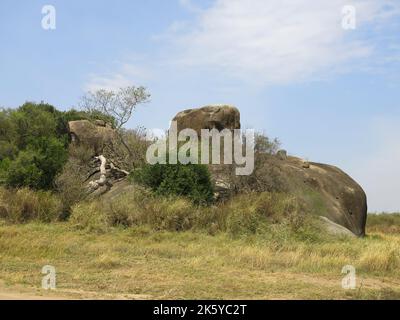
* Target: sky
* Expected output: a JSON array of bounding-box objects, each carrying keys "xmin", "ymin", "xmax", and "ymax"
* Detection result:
[{"xmin": 0, "ymin": 0, "xmax": 399, "ymax": 212}]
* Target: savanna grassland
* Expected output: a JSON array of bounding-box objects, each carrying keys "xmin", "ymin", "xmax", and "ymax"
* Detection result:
[
  {"xmin": 0, "ymin": 213, "xmax": 399, "ymax": 300},
  {"xmin": 1, "ymin": 102, "xmax": 399, "ymax": 300}
]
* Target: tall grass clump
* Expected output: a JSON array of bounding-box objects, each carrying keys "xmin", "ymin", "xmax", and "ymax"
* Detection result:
[
  {"xmin": 219, "ymin": 192, "xmax": 325, "ymax": 243},
  {"xmin": 54, "ymin": 144, "xmax": 93, "ymax": 219},
  {"xmin": 69, "ymin": 188, "xmax": 197, "ymax": 233},
  {"xmin": 0, "ymin": 186, "xmax": 62, "ymax": 223}
]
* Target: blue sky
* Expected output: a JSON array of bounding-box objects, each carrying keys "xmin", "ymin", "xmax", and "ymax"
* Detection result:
[{"xmin": 1, "ymin": 0, "xmax": 399, "ymax": 211}]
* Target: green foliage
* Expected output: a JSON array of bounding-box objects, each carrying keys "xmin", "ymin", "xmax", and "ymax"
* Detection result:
[
  {"xmin": 6, "ymin": 150, "xmax": 42, "ymax": 188},
  {"xmin": 0, "ymin": 102, "xmax": 113, "ymax": 190},
  {"xmin": 6, "ymin": 137, "xmax": 68, "ymax": 189},
  {"xmin": 0, "ymin": 158, "xmax": 11, "ymax": 184},
  {"xmin": 131, "ymin": 162, "xmax": 214, "ymax": 205}
]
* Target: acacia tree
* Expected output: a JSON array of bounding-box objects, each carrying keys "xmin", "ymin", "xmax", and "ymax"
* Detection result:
[
  {"xmin": 80, "ymin": 86, "xmax": 150, "ymax": 129},
  {"xmin": 80, "ymin": 86, "xmax": 150, "ymax": 160}
]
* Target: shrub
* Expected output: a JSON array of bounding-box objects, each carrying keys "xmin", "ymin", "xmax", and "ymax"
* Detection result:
[
  {"xmin": 0, "ymin": 158, "xmax": 11, "ymax": 184},
  {"xmin": 54, "ymin": 144, "xmax": 94, "ymax": 219},
  {"xmin": 0, "ymin": 102, "xmax": 113, "ymax": 190},
  {"xmin": 131, "ymin": 162, "xmax": 214, "ymax": 205},
  {"xmin": 5, "ymin": 150, "xmax": 43, "ymax": 188},
  {"xmin": 6, "ymin": 137, "xmax": 68, "ymax": 189},
  {"xmin": 254, "ymin": 132, "xmax": 280, "ymax": 154},
  {"xmin": 54, "ymin": 159, "xmax": 88, "ymax": 219},
  {"xmin": 0, "ymin": 187, "xmax": 62, "ymax": 223}
]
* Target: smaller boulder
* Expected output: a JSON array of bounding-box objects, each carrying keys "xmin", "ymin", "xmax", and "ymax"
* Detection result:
[
  {"xmin": 68, "ymin": 120, "xmax": 117, "ymax": 154},
  {"xmin": 277, "ymin": 149, "xmax": 288, "ymax": 160},
  {"xmin": 302, "ymin": 160, "xmax": 310, "ymax": 169}
]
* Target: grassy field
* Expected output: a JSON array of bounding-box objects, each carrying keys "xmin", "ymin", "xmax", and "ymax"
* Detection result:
[{"xmin": 0, "ymin": 214, "xmax": 399, "ymax": 300}]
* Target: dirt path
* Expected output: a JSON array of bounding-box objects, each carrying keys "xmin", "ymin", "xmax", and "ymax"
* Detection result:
[
  {"xmin": 0, "ymin": 287, "xmax": 70, "ymax": 300},
  {"xmin": 0, "ymin": 288, "xmax": 152, "ymax": 300},
  {"xmin": 0, "ymin": 281, "xmax": 152, "ymax": 300},
  {"xmin": 1, "ymin": 273, "xmax": 399, "ymax": 300}
]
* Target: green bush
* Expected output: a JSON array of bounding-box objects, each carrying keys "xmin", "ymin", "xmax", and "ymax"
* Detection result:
[
  {"xmin": 6, "ymin": 137, "xmax": 68, "ymax": 189},
  {"xmin": 0, "ymin": 158, "xmax": 11, "ymax": 184},
  {"xmin": 0, "ymin": 102, "xmax": 113, "ymax": 190},
  {"xmin": 131, "ymin": 162, "xmax": 214, "ymax": 205}
]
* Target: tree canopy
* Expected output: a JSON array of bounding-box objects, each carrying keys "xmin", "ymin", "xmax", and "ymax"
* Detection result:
[{"xmin": 0, "ymin": 102, "xmax": 111, "ymax": 189}]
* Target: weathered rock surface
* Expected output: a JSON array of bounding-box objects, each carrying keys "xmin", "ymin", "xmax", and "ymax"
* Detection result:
[
  {"xmin": 319, "ymin": 216, "xmax": 357, "ymax": 238},
  {"xmin": 172, "ymin": 105, "xmax": 241, "ymax": 135},
  {"xmin": 68, "ymin": 120, "xmax": 129, "ymax": 197},
  {"xmin": 257, "ymin": 155, "xmax": 367, "ymax": 236},
  {"xmin": 68, "ymin": 120, "xmax": 116, "ymax": 154},
  {"xmin": 171, "ymin": 105, "xmax": 368, "ymax": 237},
  {"xmin": 68, "ymin": 107, "xmax": 368, "ymax": 237}
]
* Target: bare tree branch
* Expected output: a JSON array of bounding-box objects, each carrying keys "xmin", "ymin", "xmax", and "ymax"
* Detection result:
[{"xmin": 79, "ymin": 86, "xmax": 150, "ymax": 163}]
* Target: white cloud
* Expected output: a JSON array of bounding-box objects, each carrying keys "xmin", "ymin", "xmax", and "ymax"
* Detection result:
[
  {"xmin": 350, "ymin": 116, "xmax": 400, "ymax": 212},
  {"xmin": 85, "ymin": 0, "xmax": 400, "ymax": 91},
  {"xmin": 169, "ymin": 0, "xmax": 400, "ymax": 85},
  {"xmin": 85, "ymin": 73, "xmax": 132, "ymax": 92},
  {"xmin": 84, "ymin": 62, "xmax": 153, "ymax": 92}
]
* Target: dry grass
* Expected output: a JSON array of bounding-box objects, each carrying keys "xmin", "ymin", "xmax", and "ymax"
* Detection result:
[
  {"xmin": 0, "ymin": 187, "xmax": 62, "ymax": 223},
  {"xmin": 68, "ymin": 189, "xmax": 324, "ymax": 245},
  {"xmin": 1, "ymin": 185, "xmax": 399, "ymax": 299},
  {"xmin": 366, "ymin": 213, "xmax": 400, "ymax": 234},
  {"xmin": 0, "ymin": 215, "xmax": 399, "ymax": 299}
]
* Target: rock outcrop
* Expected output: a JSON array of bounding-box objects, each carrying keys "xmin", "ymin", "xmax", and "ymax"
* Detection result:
[
  {"xmin": 68, "ymin": 120, "xmax": 116, "ymax": 154},
  {"xmin": 171, "ymin": 105, "xmax": 368, "ymax": 237},
  {"xmin": 68, "ymin": 107, "xmax": 368, "ymax": 237},
  {"xmin": 259, "ymin": 155, "xmax": 367, "ymax": 236},
  {"xmin": 68, "ymin": 120, "xmax": 129, "ymax": 197},
  {"xmin": 172, "ymin": 105, "xmax": 241, "ymax": 135}
]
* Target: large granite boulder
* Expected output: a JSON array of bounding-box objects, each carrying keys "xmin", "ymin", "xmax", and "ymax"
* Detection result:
[
  {"xmin": 172, "ymin": 105, "xmax": 241, "ymax": 135},
  {"xmin": 247, "ymin": 155, "xmax": 367, "ymax": 237}
]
